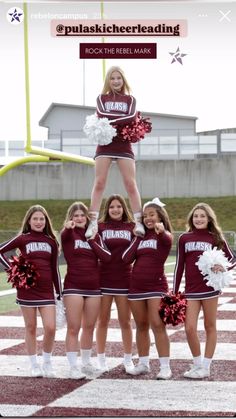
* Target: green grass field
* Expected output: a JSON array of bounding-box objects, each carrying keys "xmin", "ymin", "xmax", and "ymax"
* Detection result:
[{"xmin": 1, "ymin": 196, "xmax": 236, "ymax": 231}]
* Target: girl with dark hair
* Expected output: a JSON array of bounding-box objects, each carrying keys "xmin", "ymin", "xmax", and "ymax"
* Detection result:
[{"xmin": 122, "ymin": 198, "xmax": 173, "ymax": 379}]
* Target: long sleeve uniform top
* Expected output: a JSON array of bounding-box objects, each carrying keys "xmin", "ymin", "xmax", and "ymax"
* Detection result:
[
  {"xmin": 61, "ymin": 227, "xmax": 111, "ymax": 294},
  {"xmin": 122, "ymin": 229, "xmax": 173, "ymax": 298},
  {"xmin": 95, "ymin": 92, "xmax": 137, "ymax": 159},
  {"xmin": 98, "ymin": 220, "xmax": 135, "ymax": 294},
  {"xmin": 173, "ymin": 228, "xmax": 235, "ymax": 299},
  {"xmin": 0, "ymin": 230, "xmax": 61, "ymax": 306}
]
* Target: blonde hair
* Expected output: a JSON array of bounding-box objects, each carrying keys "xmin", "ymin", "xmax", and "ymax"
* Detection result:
[
  {"xmin": 101, "ymin": 66, "xmax": 131, "ymax": 95},
  {"xmin": 187, "ymin": 202, "xmax": 225, "ymax": 248},
  {"xmin": 20, "ymin": 205, "xmax": 58, "ymax": 243},
  {"xmin": 143, "ymin": 203, "xmax": 173, "ymax": 234},
  {"xmin": 100, "ymin": 194, "xmax": 134, "ymax": 223},
  {"xmin": 63, "ymin": 202, "xmax": 89, "ymax": 227}
]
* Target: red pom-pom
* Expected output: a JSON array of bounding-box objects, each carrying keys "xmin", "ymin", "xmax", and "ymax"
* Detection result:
[
  {"xmin": 115, "ymin": 112, "xmax": 152, "ymax": 143},
  {"xmin": 7, "ymin": 255, "xmax": 40, "ymax": 290},
  {"xmin": 159, "ymin": 291, "xmax": 187, "ymax": 326}
]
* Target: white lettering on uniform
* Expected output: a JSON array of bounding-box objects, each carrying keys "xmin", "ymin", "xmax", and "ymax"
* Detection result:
[
  {"xmin": 102, "ymin": 230, "xmax": 131, "ymax": 241},
  {"xmin": 105, "ymin": 101, "xmax": 128, "ymax": 112},
  {"xmin": 138, "ymin": 239, "xmax": 157, "ymax": 250},
  {"xmin": 74, "ymin": 240, "xmax": 91, "ymax": 249},
  {"xmin": 26, "ymin": 242, "xmax": 52, "ymax": 254},
  {"xmin": 185, "ymin": 242, "xmax": 212, "ymax": 252}
]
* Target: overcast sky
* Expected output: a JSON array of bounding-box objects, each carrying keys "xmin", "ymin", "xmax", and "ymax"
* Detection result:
[{"xmin": 1, "ymin": 0, "xmax": 236, "ymax": 142}]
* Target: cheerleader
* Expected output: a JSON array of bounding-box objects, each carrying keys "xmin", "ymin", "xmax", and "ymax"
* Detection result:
[
  {"xmin": 96, "ymin": 194, "xmax": 135, "ymax": 372},
  {"xmin": 85, "ymin": 66, "xmax": 145, "ymax": 239},
  {"xmin": 0, "ymin": 205, "xmax": 62, "ymax": 378},
  {"xmin": 122, "ymin": 198, "xmax": 173, "ymax": 379},
  {"xmin": 173, "ymin": 202, "xmax": 235, "ymax": 379},
  {"xmin": 61, "ymin": 202, "xmax": 111, "ymax": 379}
]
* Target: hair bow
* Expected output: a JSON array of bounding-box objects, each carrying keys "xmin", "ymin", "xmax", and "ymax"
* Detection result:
[{"xmin": 143, "ymin": 197, "xmax": 166, "ymax": 210}]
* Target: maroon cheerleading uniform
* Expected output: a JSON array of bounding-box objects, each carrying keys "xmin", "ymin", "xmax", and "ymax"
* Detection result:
[
  {"xmin": 173, "ymin": 228, "xmax": 235, "ymax": 300},
  {"xmin": 61, "ymin": 227, "xmax": 111, "ymax": 297},
  {"xmin": 95, "ymin": 92, "xmax": 137, "ymax": 160},
  {"xmin": 0, "ymin": 231, "xmax": 61, "ymax": 307},
  {"xmin": 98, "ymin": 220, "xmax": 135, "ymax": 295},
  {"xmin": 122, "ymin": 230, "xmax": 173, "ymax": 300}
]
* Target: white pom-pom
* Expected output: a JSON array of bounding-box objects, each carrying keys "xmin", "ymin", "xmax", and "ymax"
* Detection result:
[
  {"xmin": 195, "ymin": 247, "xmax": 233, "ymax": 291},
  {"xmin": 83, "ymin": 114, "xmax": 117, "ymax": 145},
  {"xmin": 56, "ymin": 299, "xmax": 66, "ymax": 329}
]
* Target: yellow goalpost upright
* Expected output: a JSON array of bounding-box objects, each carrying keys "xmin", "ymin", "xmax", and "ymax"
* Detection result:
[{"xmin": 0, "ymin": 2, "xmax": 95, "ymax": 177}]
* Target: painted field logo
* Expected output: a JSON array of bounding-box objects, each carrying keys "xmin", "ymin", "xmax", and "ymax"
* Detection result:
[{"xmin": 7, "ymin": 7, "xmax": 24, "ymax": 25}]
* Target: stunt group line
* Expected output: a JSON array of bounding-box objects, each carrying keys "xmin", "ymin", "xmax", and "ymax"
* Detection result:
[{"xmin": 0, "ymin": 66, "xmax": 235, "ymax": 384}]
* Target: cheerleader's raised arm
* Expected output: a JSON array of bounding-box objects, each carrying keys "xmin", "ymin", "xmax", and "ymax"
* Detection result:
[
  {"xmin": 122, "ymin": 236, "xmax": 141, "ymax": 264},
  {"xmin": 87, "ymin": 233, "xmax": 111, "ymax": 263}
]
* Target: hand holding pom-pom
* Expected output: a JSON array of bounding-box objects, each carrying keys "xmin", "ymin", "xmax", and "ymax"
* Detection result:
[
  {"xmin": 159, "ymin": 291, "xmax": 187, "ymax": 326},
  {"xmin": 195, "ymin": 247, "xmax": 233, "ymax": 291},
  {"xmin": 115, "ymin": 112, "xmax": 152, "ymax": 143},
  {"xmin": 83, "ymin": 114, "xmax": 117, "ymax": 145},
  {"xmin": 7, "ymin": 255, "xmax": 40, "ymax": 289}
]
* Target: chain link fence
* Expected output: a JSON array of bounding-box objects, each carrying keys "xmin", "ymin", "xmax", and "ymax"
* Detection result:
[{"xmin": 1, "ymin": 230, "xmax": 236, "ymax": 263}]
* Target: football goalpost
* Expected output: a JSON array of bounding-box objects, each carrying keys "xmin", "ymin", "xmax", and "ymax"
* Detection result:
[{"xmin": 0, "ymin": 2, "xmax": 96, "ymax": 176}]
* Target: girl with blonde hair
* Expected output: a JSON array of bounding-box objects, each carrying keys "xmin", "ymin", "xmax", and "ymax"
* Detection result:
[
  {"xmin": 85, "ymin": 66, "xmax": 145, "ymax": 239},
  {"xmin": 173, "ymin": 202, "xmax": 235, "ymax": 379}
]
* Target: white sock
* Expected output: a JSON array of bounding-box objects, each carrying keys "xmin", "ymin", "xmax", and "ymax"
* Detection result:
[
  {"xmin": 193, "ymin": 355, "xmax": 202, "ymax": 367},
  {"xmin": 97, "ymin": 353, "xmax": 106, "ymax": 366},
  {"xmin": 134, "ymin": 212, "xmax": 142, "ymax": 223},
  {"xmin": 138, "ymin": 356, "xmax": 149, "ymax": 366},
  {"xmin": 123, "ymin": 353, "xmax": 133, "ymax": 364},
  {"xmin": 42, "ymin": 351, "xmax": 52, "ymax": 365},
  {"xmin": 89, "ymin": 211, "xmax": 99, "ymax": 221},
  {"xmin": 159, "ymin": 357, "xmax": 170, "ymax": 368},
  {"xmin": 29, "ymin": 354, "xmax": 38, "ymax": 367},
  {"xmin": 202, "ymin": 357, "xmax": 212, "ymax": 370},
  {"xmin": 80, "ymin": 349, "xmax": 92, "ymax": 366},
  {"xmin": 66, "ymin": 351, "xmax": 78, "ymax": 367}
]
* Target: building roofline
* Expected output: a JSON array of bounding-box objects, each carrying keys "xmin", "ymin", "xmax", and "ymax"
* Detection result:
[{"xmin": 39, "ymin": 102, "xmax": 198, "ymax": 126}]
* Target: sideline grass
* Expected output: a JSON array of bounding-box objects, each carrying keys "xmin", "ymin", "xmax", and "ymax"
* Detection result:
[
  {"xmin": 0, "ymin": 197, "xmax": 236, "ymax": 231},
  {"xmin": 0, "ymin": 294, "xmax": 16, "ymax": 314}
]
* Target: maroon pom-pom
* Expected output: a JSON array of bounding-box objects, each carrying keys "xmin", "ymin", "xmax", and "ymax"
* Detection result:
[
  {"xmin": 115, "ymin": 112, "xmax": 152, "ymax": 143},
  {"xmin": 159, "ymin": 291, "xmax": 187, "ymax": 326},
  {"xmin": 7, "ymin": 255, "xmax": 40, "ymax": 290}
]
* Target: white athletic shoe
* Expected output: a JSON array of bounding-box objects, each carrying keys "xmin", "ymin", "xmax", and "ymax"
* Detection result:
[
  {"xmin": 69, "ymin": 366, "xmax": 86, "ymax": 380},
  {"xmin": 123, "ymin": 359, "xmax": 135, "ymax": 374},
  {"xmin": 156, "ymin": 367, "xmax": 172, "ymax": 380},
  {"xmin": 81, "ymin": 362, "xmax": 100, "ymax": 375},
  {"xmin": 31, "ymin": 364, "xmax": 43, "ymax": 378},
  {"xmin": 42, "ymin": 363, "xmax": 56, "ymax": 378},
  {"xmin": 126, "ymin": 363, "xmax": 150, "ymax": 376},
  {"xmin": 184, "ymin": 366, "xmax": 210, "ymax": 379},
  {"xmin": 85, "ymin": 220, "xmax": 98, "ymax": 239},
  {"xmin": 183, "ymin": 365, "xmax": 200, "ymax": 378},
  {"xmin": 134, "ymin": 221, "xmax": 145, "ymax": 237},
  {"xmin": 97, "ymin": 361, "xmax": 109, "ymax": 373}
]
